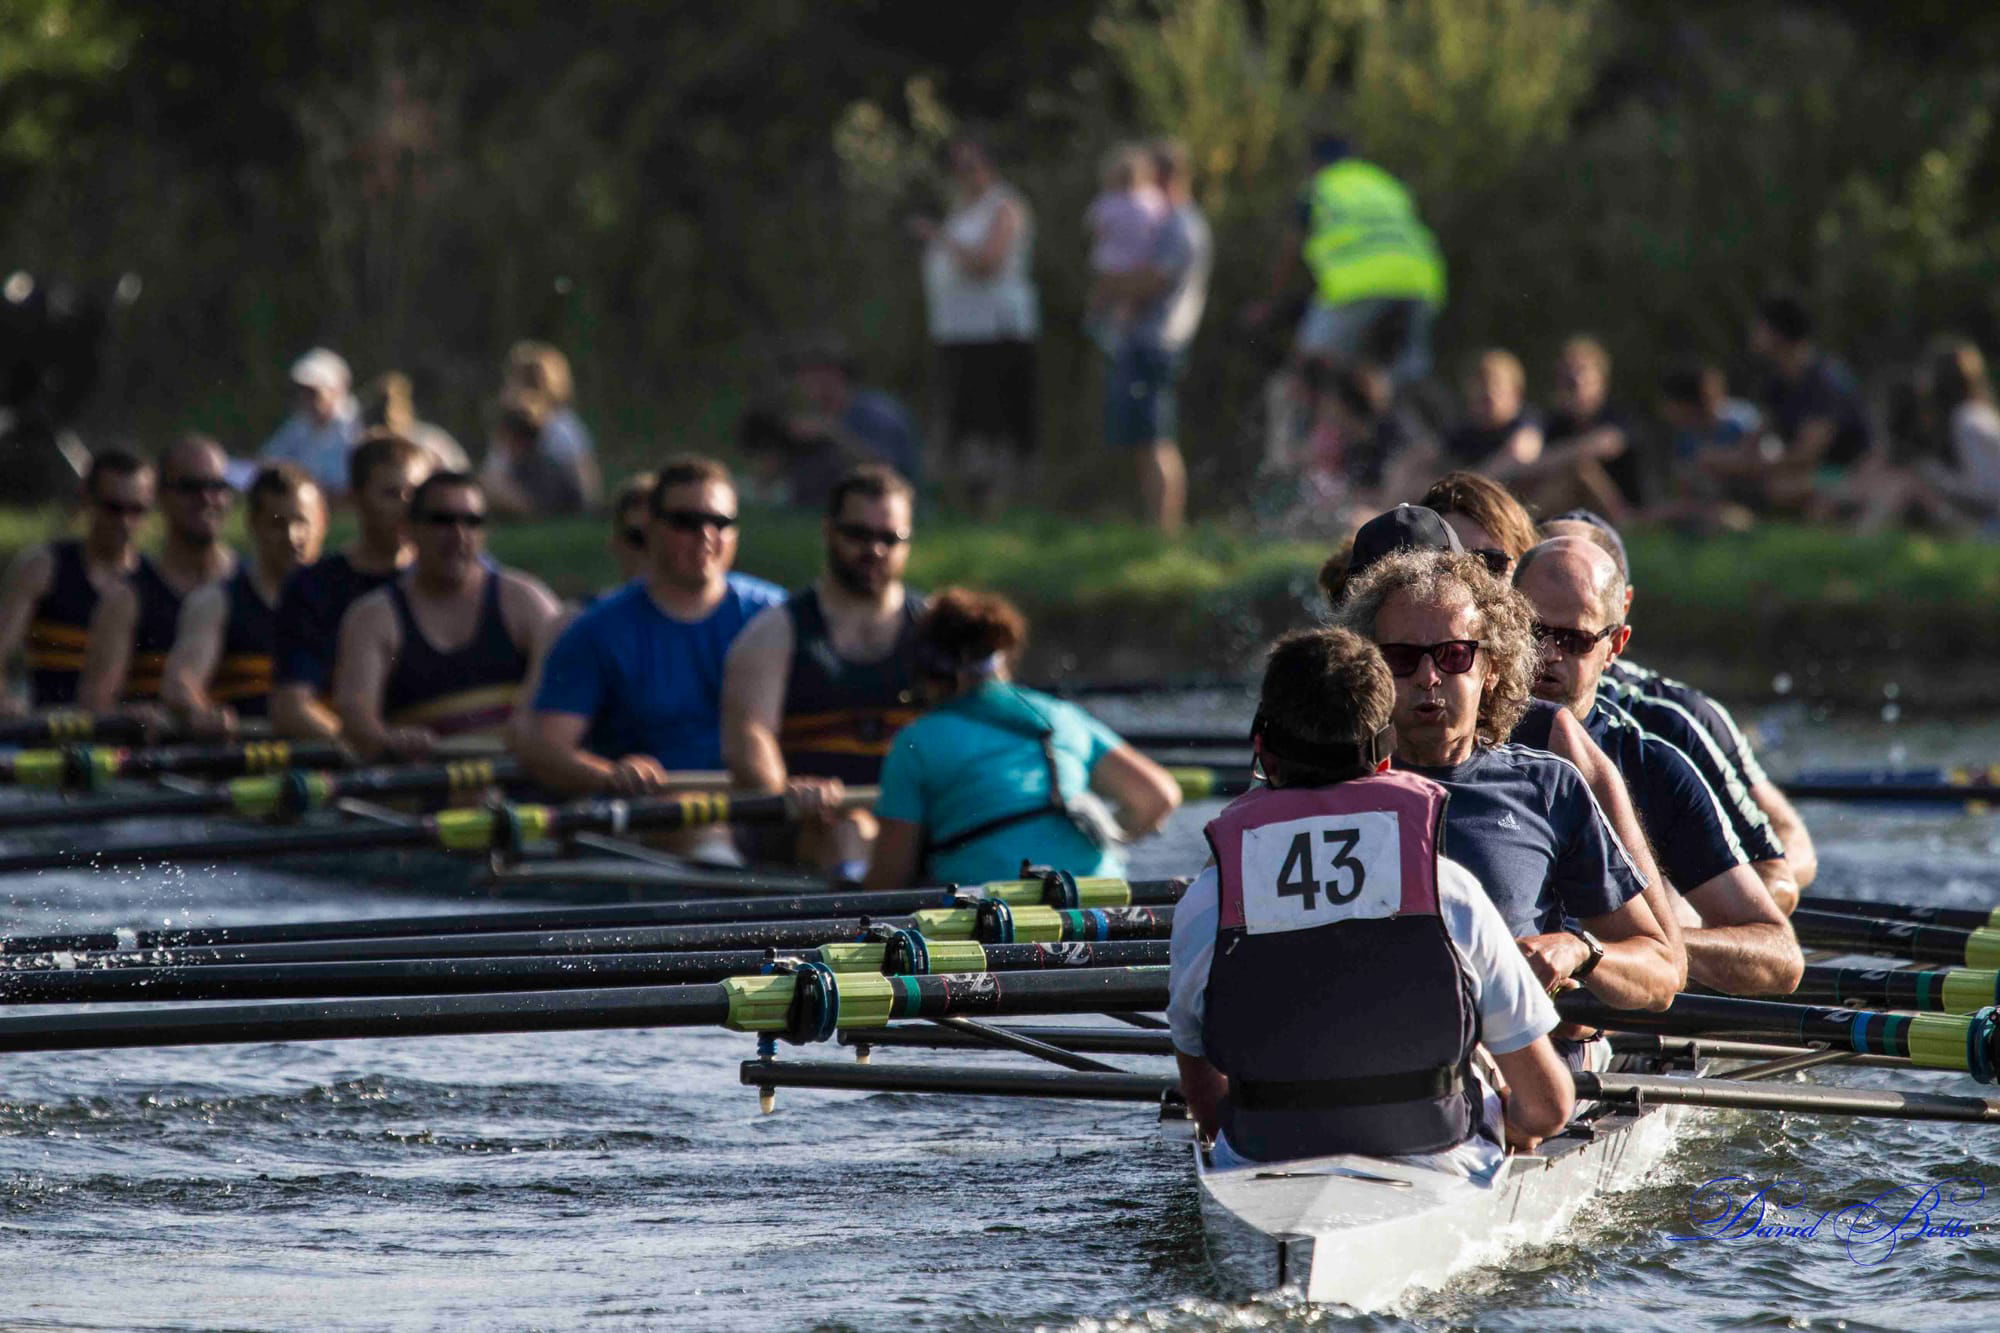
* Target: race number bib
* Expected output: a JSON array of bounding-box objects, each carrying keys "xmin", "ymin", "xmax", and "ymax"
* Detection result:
[{"xmin": 1236, "ymin": 811, "xmax": 1403, "ymax": 935}]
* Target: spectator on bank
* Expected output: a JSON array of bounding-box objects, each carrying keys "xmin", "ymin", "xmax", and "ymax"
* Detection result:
[
  {"xmin": 739, "ymin": 339, "xmax": 924, "ymax": 512},
  {"xmin": 606, "ymin": 472, "xmax": 657, "ymax": 585},
  {"xmin": 1846, "ymin": 339, "xmax": 2000, "ymax": 535},
  {"xmin": 360, "ymin": 371, "xmax": 468, "ymax": 473},
  {"xmin": 1651, "ymin": 364, "xmax": 1762, "ymax": 532},
  {"xmin": 1442, "ymin": 350, "xmax": 1542, "ymax": 476},
  {"xmin": 913, "ymin": 135, "xmax": 1039, "ymax": 516},
  {"xmin": 504, "ymin": 341, "xmax": 601, "ymax": 509},
  {"xmin": 484, "ymin": 390, "xmax": 586, "ymax": 517},
  {"xmin": 1297, "ymin": 360, "xmax": 1427, "ymax": 518},
  {"xmin": 1083, "ymin": 143, "xmax": 1168, "ymax": 352},
  {"xmin": 261, "ymin": 348, "xmax": 361, "ymax": 498},
  {"xmin": 1098, "ymin": 138, "xmax": 1212, "ymax": 536},
  {"xmin": 1534, "ymin": 336, "xmax": 1639, "ymax": 519}
]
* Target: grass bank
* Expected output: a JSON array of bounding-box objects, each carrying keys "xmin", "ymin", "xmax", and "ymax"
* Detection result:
[{"xmin": 4, "ymin": 508, "xmax": 1994, "ymax": 708}]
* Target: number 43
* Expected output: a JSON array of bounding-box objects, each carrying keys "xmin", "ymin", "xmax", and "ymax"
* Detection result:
[{"xmin": 1275, "ymin": 828, "xmax": 1366, "ymax": 910}]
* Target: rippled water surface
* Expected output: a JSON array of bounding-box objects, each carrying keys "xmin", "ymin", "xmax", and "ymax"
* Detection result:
[{"xmin": 2, "ymin": 702, "xmax": 1998, "ymax": 1330}]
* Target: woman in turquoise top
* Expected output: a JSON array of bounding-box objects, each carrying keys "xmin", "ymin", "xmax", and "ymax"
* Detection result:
[{"xmin": 863, "ymin": 587, "xmax": 1182, "ymax": 889}]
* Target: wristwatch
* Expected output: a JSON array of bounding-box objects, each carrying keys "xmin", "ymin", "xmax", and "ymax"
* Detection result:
[{"xmin": 1565, "ymin": 925, "xmax": 1606, "ymax": 979}]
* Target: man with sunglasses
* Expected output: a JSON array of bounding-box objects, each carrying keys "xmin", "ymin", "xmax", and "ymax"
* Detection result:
[
  {"xmin": 270, "ymin": 433, "xmax": 434, "ymax": 741},
  {"xmin": 333, "ymin": 472, "xmax": 559, "ymax": 758},
  {"xmin": 0, "ymin": 449, "xmax": 153, "ymax": 713},
  {"xmin": 1335, "ymin": 549, "xmax": 1681, "ymax": 1017},
  {"xmin": 1515, "ymin": 538, "xmax": 1802, "ymax": 997},
  {"xmin": 721, "ymin": 464, "xmax": 923, "ymax": 876},
  {"xmin": 79, "ymin": 434, "xmax": 238, "ymax": 711},
  {"xmin": 522, "ymin": 457, "xmax": 784, "ymax": 837}
]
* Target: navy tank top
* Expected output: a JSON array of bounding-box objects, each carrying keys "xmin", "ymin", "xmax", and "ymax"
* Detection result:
[
  {"xmin": 778, "ymin": 587, "xmax": 924, "ymax": 783},
  {"xmin": 122, "ymin": 556, "xmax": 186, "ymax": 702},
  {"xmin": 210, "ymin": 567, "xmax": 279, "ymax": 717},
  {"xmin": 382, "ymin": 572, "xmax": 528, "ymax": 737},
  {"xmin": 25, "ymin": 539, "xmax": 99, "ymax": 705}
]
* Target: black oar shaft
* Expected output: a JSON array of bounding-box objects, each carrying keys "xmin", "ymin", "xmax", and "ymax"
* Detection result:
[
  {"xmin": 1798, "ymin": 896, "xmax": 1998, "ymax": 932},
  {"xmin": 0, "ymin": 713, "xmax": 145, "ymax": 748},
  {"xmin": 1790, "ymin": 963, "xmax": 2000, "ymax": 1014},
  {"xmin": 1791, "ymin": 908, "xmax": 1999, "ymax": 968},
  {"xmin": 1577, "ymin": 1071, "xmax": 2000, "ymax": 1124}
]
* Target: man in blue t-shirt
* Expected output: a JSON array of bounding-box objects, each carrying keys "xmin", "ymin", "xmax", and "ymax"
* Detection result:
[
  {"xmin": 1514, "ymin": 538, "xmax": 1802, "ymax": 997},
  {"xmin": 519, "ymin": 456, "xmax": 784, "ymax": 804}
]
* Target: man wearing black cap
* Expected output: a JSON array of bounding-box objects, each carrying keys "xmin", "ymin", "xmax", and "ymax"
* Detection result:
[{"xmin": 1318, "ymin": 503, "xmax": 1462, "ymax": 606}]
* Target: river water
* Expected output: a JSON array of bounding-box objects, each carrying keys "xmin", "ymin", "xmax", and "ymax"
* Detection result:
[{"xmin": 1, "ymin": 703, "xmax": 1998, "ymax": 1330}]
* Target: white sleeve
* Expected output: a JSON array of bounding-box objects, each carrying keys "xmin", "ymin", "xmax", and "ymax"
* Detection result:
[
  {"xmin": 1165, "ymin": 866, "xmax": 1220, "ymax": 1058},
  {"xmin": 1438, "ymin": 856, "xmax": 1559, "ymax": 1056}
]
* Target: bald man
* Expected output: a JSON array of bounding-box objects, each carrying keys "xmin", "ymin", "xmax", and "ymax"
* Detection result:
[
  {"xmin": 1514, "ymin": 538, "xmax": 1800, "ymax": 995},
  {"xmin": 79, "ymin": 435, "xmax": 240, "ymax": 712}
]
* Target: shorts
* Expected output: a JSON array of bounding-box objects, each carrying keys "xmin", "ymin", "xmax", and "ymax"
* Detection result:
[
  {"xmin": 1104, "ymin": 335, "xmax": 1183, "ymax": 448},
  {"xmin": 938, "ymin": 339, "xmax": 1038, "ymax": 453}
]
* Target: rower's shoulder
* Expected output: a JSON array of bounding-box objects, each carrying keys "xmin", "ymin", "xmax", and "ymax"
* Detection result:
[{"xmin": 725, "ymin": 571, "xmax": 787, "ymax": 612}]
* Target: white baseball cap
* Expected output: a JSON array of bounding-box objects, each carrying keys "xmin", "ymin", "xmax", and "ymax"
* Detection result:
[{"xmin": 289, "ymin": 347, "xmax": 351, "ymax": 394}]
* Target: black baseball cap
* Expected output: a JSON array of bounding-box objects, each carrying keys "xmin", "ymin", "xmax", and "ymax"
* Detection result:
[{"xmin": 1346, "ymin": 504, "xmax": 1464, "ymax": 588}]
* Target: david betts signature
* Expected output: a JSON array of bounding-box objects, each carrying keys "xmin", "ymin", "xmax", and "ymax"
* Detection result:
[{"xmin": 1668, "ymin": 1176, "xmax": 1986, "ymax": 1265}]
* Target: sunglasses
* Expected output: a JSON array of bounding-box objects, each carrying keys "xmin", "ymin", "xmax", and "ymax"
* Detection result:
[
  {"xmin": 165, "ymin": 478, "xmax": 233, "ymax": 496},
  {"xmin": 419, "ymin": 509, "xmax": 487, "ymax": 529},
  {"xmin": 832, "ymin": 521, "xmax": 911, "ymax": 548},
  {"xmin": 1532, "ymin": 622, "xmax": 1619, "ymax": 656},
  {"xmin": 658, "ymin": 509, "xmax": 737, "ymax": 533},
  {"xmin": 1469, "ymin": 547, "xmax": 1511, "ymax": 575},
  {"xmin": 620, "ymin": 525, "xmax": 647, "ymax": 551},
  {"xmin": 1378, "ymin": 639, "xmax": 1481, "ymax": 677}
]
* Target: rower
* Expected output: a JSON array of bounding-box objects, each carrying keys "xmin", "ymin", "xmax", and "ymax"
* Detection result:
[
  {"xmin": 162, "ymin": 464, "xmax": 328, "ymax": 734},
  {"xmin": 78, "ymin": 434, "xmax": 237, "ymax": 712},
  {"xmin": 1168, "ymin": 626, "xmax": 1574, "ymax": 1170},
  {"xmin": 722, "ymin": 464, "xmax": 924, "ymax": 876},
  {"xmin": 520, "ymin": 455, "xmax": 784, "ymax": 803},
  {"xmin": 1333, "ymin": 548, "xmax": 1680, "ymax": 1013},
  {"xmin": 1541, "ymin": 507, "xmax": 1814, "ymax": 905},
  {"xmin": 605, "ymin": 471, "xmax": 657, "ymax": 589},
  {"xmin": 1418, "ymin": 471, "xmax": 1540, "ymax": 581},
  {"xmin": 332, "ymin": 472, "xmax": 560, "ymax": 759},
  {"xmin": 0, "ymin": 449, "xmax": 152, "ymax": 713},
  {"xmin": 861, "ymin": 587, "xmax": 1180, "ymax": 890},
  {"xmin": 272, "ymin": 433, "xmax": 433, "ymax": 740},
  {"xmin": 1514, "ymin": 538, "xmax": 1802, "ymax": 995}
]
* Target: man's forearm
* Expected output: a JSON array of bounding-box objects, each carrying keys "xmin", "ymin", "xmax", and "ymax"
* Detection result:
[
  {"xmin": 1684, "ymin": 923, "xmax": 1804, "ymax": 996},
  {"xmin": 1583, "ymin": 935, "xmax": 1681, "ymax": 1011}
]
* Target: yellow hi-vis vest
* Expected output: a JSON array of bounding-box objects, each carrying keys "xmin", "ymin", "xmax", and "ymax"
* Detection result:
[{"xmin": 1301, "ymin": 160, "xmax": 1446, "ymax": 308}]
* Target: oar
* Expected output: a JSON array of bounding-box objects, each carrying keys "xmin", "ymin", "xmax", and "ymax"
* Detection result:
[
  {"xmin": 0, "ymin": 755, "xmax": 527, "ymax": 833},
  {"xmin": 0, "ymin": 874, "xmax": 1187, "ymax": 954},
  {"xmin": 1557, "ymin": 991, "xmax": 2000, "ymax": 1082},
  {"xmin": 0, "ymin": 787, "xmax": 874, "ymax": 876},
  {"xmin": 0, "ymin": 938, "xmax": 1172, "ymax": 1004},
  {"xmin": 0, "ymin": 964, "xmax": 1172, "ymax": 1053},
  {"xmin": 1791, "ymin": 908, "xmax": 2000, "ymax": 968},
  {"xmin": 1032, "ymin": 674, "xmax": 1252, "ymax": 698},
  {"xmin": 1788, "ymin": 962, "xmax": 2000, "ymax": 1014},
  {"xmin": 1798, "ymin": 896, "xmax": 2000, "ymax": 931},
  {"xmin": 2, "ymin": 905, "xmax": 1175, "ymax": 970},
  {"xmin": 0, "ymin": 738, "xmax": 349, "ymax": 790},
  {"xmin": 1575, "ymin": 1070, "xmax": 2000, "ymax": 1124},
  {"xmin": 1162, "ymin": 765, "xmax": 1253, "ymax": 801},
  {"xmin": 0, "ymin": 711, "xmax": 149, "ymax": 747}
]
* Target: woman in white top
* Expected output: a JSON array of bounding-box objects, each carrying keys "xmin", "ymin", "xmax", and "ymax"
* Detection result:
[
  {"xmin": 1857, "ymin": 338, "xmax": 2000, "ymax": 533},
  {"xmin": 913, "ymin": 137, "xmax": 1039, "ymax": 515}
]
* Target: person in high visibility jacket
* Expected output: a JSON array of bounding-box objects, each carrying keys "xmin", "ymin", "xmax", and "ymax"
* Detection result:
[{"xmin": 1247, "ymin": 135, "xmax": 1445, "ymax": 387}]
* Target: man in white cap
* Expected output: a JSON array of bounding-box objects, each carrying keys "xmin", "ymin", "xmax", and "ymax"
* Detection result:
[{"xmin": 261, "ymin": 348, "xmax": 361, "ymax": 498}]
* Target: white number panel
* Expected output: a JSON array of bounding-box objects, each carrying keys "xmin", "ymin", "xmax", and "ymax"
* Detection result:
[{"xmin": 1237, "ymin": 811, "xmax": 1403, "ymax": 935}]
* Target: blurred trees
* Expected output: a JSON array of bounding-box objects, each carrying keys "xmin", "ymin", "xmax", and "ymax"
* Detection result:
[{"xmin": 2, "ymin": 0, "xmax": 1999, "ymax": 507}]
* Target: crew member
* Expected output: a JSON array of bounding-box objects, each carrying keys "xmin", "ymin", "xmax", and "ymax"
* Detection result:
[
  {"xmin": 1334, "ymin": 549, "xmax": 1680, "ymax": 1013},
  {"xmin": 271, "ymin": 434, "xmax": 433, "ymax": 740},
  {"xmin": 605, "ymin": 471, "xmax": 657, "ymax": 589},
  {"xmin": 862, "ymin": 587, "xmax": 1181, "ymax": 891},
  {"xmin": 0, "ymin": 449, "xmax": 153, "ymax": 712},
  {"xmin": 79, "ymin": 435, "xmax": 237, "ymax": 710},
  {"xmin": 520, "ymin": 456, "xmax": 785, "ymax": 797},
  {"xmin": 722, "ymin": 465, "xmax": 924, "ymax": 875},
  {"xmin": 1168, "ymin": 627, "xmax": 1573, "ymax": 1170},
  {"xmin": 162, "ymin": 464, "xmax": 328, "ymax": 733},
  {"xmin": 1542, "ymin": 508, "xmax": 1815, "ymax": 901},
  {"xmin": 1515, "ymin": 538, "xmax": 1802, "ymax": 995},
  {"xmin": 332, "ymin": 473, "xmax": 559, "ymax": 758}
]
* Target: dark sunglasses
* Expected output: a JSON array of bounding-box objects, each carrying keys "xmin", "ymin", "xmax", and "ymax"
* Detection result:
[
  {"xmin": 165, "ymin": 477, "xmax": 233, "ymax": 495},
  {"xmin": 832, "ymin": 521, "xmax": 911, "ymax": 548},
  {"xmin": 1378, "ymin": 639, "xmax": 1481, "ymax": 677},
  {"xmin": 418, "ymin": 509, "xmax": 487, "ymax": 529},
  {"xmin": 620, "ymin": 525, "xmax": 647, "ymax": 551},
  {"xmin": 658, "ymin": 509, "xmax": 737, "ymax": 533},
  {"xmin": 1469, "ymin": 547, "xmax": 1511, "ymax": 575},
  {"xmin": 94, "ymin": 497, "xmax": 152, "ymax": 517},
  {"xmin": 1532, "ymin": 622, "xmax": 1619, "ymax": 656}
]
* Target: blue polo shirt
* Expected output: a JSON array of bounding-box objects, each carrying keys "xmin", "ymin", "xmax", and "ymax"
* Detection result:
[
  {"xmin": 1597, "ymin": 674, "xmax": 1784, "ymax": 864},
  {"xmin": 1399, "ymin": 744, "xmax": 1646, "ymax": 937},
  {"xmin": 532, "ymin": 573, "xmax": 784, "ymax": 771},
  {"xmin": 1584, "ymin": 699, "xmax": 1747, "ymax": 895}
]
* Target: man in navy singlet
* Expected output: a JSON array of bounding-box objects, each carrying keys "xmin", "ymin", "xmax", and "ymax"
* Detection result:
[
  {"xmin": 163, "ymin": 464, "xmax": 327, "ymax": 732},
  {"xmin": 721, "ymin": 464, "xmax": 924, "ymax": 875},
  {"xmin": 1515, "ymin": 538, "xmax": 1801, "ymax": 996},
  {"xmin": 1334, "ymin": 547, "xmax": 1678, "ymax": 1011},
  {"xmin": 522, "ymin": 455, "xmax": 785, "ymax": 802},
  {"xmin": 271, "ymin": 434, "xmax": 433, "ymax": 740},
  {"xmin": 79, "ymin": 435, "xmax": 237, "ymax": 711},
  {"xmin": 0, "ymin": 450, "xmax": 152, "ymax": 712},
  {"xmin": 333, "ymin": 473, "xmax": 560, "ymax": 759},
  {"xmin": 1168, "ymin": 626, "xmax": 1574, "ymax": 1173},
  {"xmin": 1543, "ymin": 508, "xmax": 1815, "ymax": 902}
]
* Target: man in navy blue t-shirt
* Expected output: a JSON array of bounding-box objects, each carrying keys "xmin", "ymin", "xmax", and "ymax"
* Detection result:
[{"xmin": 1514, "ymin": 538, "xmax": 1801, "ymax": 996}]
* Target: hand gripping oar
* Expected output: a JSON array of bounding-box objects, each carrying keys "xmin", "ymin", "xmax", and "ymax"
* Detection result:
[
  {"xmin": 0, "ymin": 872, "xmax": 1188, "ymax": 954},
  {"xmin": 0, "ymin": 738, "xmax": 349, "ymax": 791},
  {"xmin": 0, "ymin": 786, "xmax": 874, "ymax": 876},
  {"xmin": 1790, "ymin": 908, "xmax": 2000, "ymax": 969},
  {"xmin": 0, "ymin": 754, "xmax": 521, "ymax": 833}
]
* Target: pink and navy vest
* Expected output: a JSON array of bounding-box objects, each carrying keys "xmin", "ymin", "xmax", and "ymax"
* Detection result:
[{"xmin": 1200, "ymin": 771, "xmax": 1479, "ymax": 1162}]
